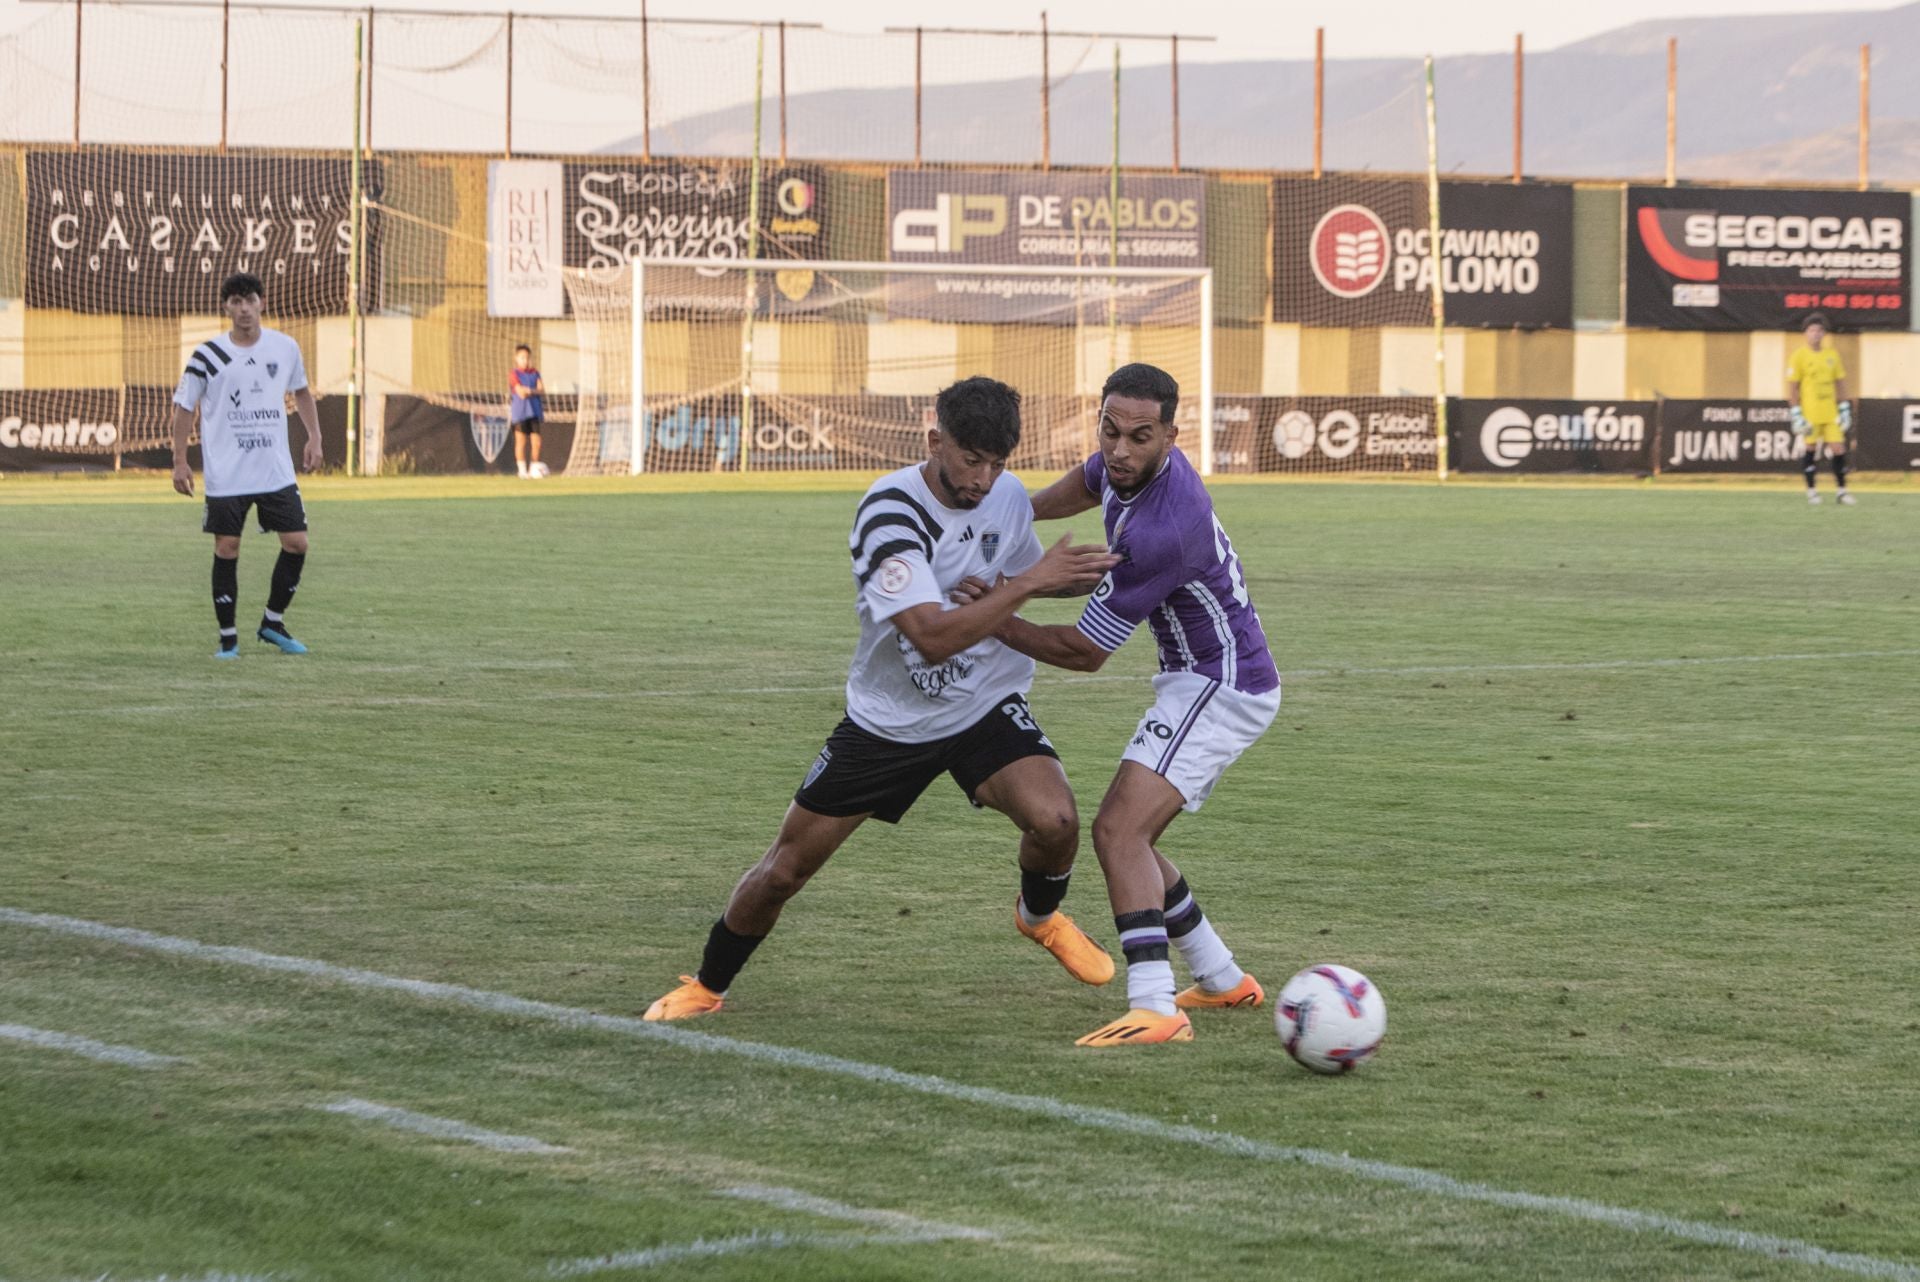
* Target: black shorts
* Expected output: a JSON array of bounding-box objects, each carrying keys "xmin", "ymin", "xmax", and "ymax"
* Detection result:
[
  {"xmin": 794, "ymin": 693, "xmax": 1058, "ymax": 825},
  {"xmin": 203, "ymin": 484, "xmax": 307, "ymax": 536},
  {"xmin": 512, "ymin": 417, "xmax": 544, "ymax": 435}
]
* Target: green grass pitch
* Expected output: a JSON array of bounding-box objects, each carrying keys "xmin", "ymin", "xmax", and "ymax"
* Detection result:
[{"xmin": 1, "ymin": 473, "xmax": 1916, "ymax": 1281}]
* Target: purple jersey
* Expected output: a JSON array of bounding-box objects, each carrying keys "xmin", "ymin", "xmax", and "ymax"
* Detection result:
[{"xmin": 1073, "ymin": 447, "xmax": 1279, "ymax": 694}]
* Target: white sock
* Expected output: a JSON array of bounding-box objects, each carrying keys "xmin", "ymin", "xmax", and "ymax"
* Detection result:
[
  {"xmin": 1126, "ymin": 959, "xmax": 1177, "ymax": 1016},
  {"xmin": 1173, "ymin": 917, "xmax": 1245, "ymax": 994},
  {"xmin": 517, "ymin": 461, "xmax": 528, "ymax": 477},
  {"xmin": 1016, "ymin": 899, "xmax": 1052, "ymax": 930}
]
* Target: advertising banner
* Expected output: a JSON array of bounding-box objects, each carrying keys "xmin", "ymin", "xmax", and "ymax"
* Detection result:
[
  {"xmin": 886, "ymin": 170, "xmax": 1205, "ymax": 322},
  {"xmin": 1273, "ymin": 178, "xmax": 1574, "ymax": 328},
  {"xmin": 26, "ymin": 152, "xmax": 376, "ymax": 315},
  {"xmin": 564, "ymin": 162, "xmax": 828, "ymax": 311},
  {"xmin": 1851, "ymin": 399, "xmax": 1920, "ymax": 471},
  {"xmin": 1654, "ymin": 400, "xmax": 1804, "ymax": 473},
  {"xmin": 488, "ymin": 160, "xmax": 566, "ymax": 318},
  {"xmin": 1207, "ymin": 396, "xmax": 1439, "ymax": 473},
  {"xmin": 1626, "ymin": 186, "xmax": 1909, "ymax": 330},
  {"xmin": 0, "ymin": 388, "xmax": 342, "ymax": 472},
  {"xmin": 1453, "ymin": 399, "xmax": 1655, "ymax": 473}
]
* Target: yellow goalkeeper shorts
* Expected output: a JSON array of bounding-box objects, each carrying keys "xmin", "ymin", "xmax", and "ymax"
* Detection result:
[{"xmin": 1801, "ymin": 418, "xmax": 1844, "ymax": 447}]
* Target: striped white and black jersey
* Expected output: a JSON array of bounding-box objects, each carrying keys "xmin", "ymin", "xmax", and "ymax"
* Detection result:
[
  {"xmin": 845, "ymin": 465, "xmax": 1044, "ymax": 743},
  {"xmin": 172, "ymin": 328, "xmax": 309, "ymax": 498}
]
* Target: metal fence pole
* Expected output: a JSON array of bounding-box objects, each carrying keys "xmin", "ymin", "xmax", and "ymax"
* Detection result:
[
  {"xmin": 1040, "ymin": 11, "xmax": 1051, "ymax": 171},
  {"xmin": 1170, "ymin": 34, "xmax": 1181, "ymax": 172},
  {"xmin": 640, "ymin": 0, "xmax": 651, "ymax": 161},
  {"xmin": 1512, "ymin": 33, "xmax": 1523, "ymax": 183},
  {"xmin": 778, "ymin": 19, "xmax": 787, "ymax": 164},
  {"xmin": 72, "ymin": 0, "xmax": 82, "ymax": 149},
  {"xmin": 504, "ymin": 11, "xmax": 514, "ymax": 158},
  {"xmin": 220, "ymin": 0, "xmax": 230, "ymax": 152},
  {"xmin": 1665, "ymin": 37, "xmax": 1676, "ymax": 186},
  {"xmin": 1313, "ymin": 27, "xmax": 1324, "ymax": 178},
  {"xmin": 914, "ymin": 26, "xmax": 923, "ymax": 167},
  {"xmin": 1859, "ymin": 43, "xmax": 1870, "ymax": 190}
]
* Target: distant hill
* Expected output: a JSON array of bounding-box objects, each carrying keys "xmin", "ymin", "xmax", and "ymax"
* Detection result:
[{"xmin": 616, "ymin": 3, "xmax": 1920, "ymax": 184}]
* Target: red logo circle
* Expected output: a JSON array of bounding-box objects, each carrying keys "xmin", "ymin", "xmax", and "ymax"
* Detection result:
[{"xmin": 1309, "ymin": 204, "xmax": 1391, "ymax": 298}]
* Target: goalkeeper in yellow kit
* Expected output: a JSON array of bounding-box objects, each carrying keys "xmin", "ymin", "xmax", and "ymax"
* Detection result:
[{"xmin": 1787, "ymin": 313, "xmax": 1854, "ymax": 506}]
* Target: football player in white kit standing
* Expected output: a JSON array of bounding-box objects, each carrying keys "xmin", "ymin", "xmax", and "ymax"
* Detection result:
[
  {"xmin": 170, "ymin": 272, "xmax": 324, "ymax": 659},
  {"xmin": 645, "ymin": 376, "xmax": 1122, "ymax": 1020}
]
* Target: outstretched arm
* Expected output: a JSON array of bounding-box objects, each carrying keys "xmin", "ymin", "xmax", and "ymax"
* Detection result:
[
  {"xmin": 889, "ymin": 534, "xmax": 1116, "ymax": 665},
  {"xmin": 994, "ymin": 615, "xmax": 1110, "ymax": 672},
  {"xmin": 1031, "ymin": 463, "xmax": 1100, "ymax": 521}
]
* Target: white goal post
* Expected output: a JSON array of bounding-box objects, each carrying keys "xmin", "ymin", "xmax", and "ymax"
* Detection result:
[{"xmin": 563, "ymin": 258, "xmax": 1212, "ymax": 478}]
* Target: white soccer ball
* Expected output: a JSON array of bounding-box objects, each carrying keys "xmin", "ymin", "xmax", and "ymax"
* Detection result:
[
  {"xmin": 529, "ymin": 461, "xmax": 551, "ymax": 478},
  {"xmin": 1275, "ymin": 964, "xmax": 1386, "ymax": 1074}
]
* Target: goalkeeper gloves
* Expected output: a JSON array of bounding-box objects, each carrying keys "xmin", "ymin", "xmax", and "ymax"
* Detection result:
[
  {"xmin": 1790, "ymin": 405, "xmax": 1809, "ymax": 433},
  {"xmin": 1838, "ymin": 401, "xmax": 1853, "ymax": 431}
]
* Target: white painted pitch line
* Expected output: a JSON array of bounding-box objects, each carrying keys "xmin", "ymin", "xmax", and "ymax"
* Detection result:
[
  {"xmin": 547, "ymin": 1184, "xmax": 996, "ymax": 1276},
  {"xmin": 0, "ymin": 1022, "xmax": 184, "ymax": 1069},
  {"xmin": 545, "ymin": 1229, "xmax": 949, "ymax": 1276},
  {"xmin": 4, "ymin": 907, "xmax": 1915, "ymax": 1282},
  {"xmin": 718, "ymin": 1184, "xmax": 998, "ymax": 1242},
  {"xmin": 58, "ymin": 647, "xmax": 1920, "ymax": 719},
  {"xmin": 317, "ymin": 1098, "xmax": 571, "ymax": 1154},
  {"xmin": 73, "ymin": 1273, "xmax": 279, "ymax": 1281}
]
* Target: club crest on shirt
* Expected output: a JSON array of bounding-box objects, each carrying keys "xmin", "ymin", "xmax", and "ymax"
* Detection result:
[
  {"xmin": 266, "ymin": 363, "xmax": 279, "ymax": 377},
  {"xmin": 980, "ymin": 530, "xmax": 1002, "ymax": 564}
]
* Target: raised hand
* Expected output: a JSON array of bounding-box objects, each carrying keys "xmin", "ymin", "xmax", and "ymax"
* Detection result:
[{"xmin": 1018, "ymin": 533, "xmax": 1118, "ymax": 597}]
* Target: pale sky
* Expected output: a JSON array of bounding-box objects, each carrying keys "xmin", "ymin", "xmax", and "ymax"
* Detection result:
[{"xmin": 0, "ymin": 0, "xmax": 1906, "ymax": 58}]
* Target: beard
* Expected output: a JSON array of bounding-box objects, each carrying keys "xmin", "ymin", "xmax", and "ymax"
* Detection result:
[
  {"xmin": 935, "ymin": 463, "xmax": 983, "ymax": 509},
  {"xmin": 1105, "ymin": 450, "xmax": 1164, "ymax": 498}
]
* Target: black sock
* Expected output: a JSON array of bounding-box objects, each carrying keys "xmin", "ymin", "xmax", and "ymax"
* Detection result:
[
  {"xmin": 1163, "ymin": 875, "xmax": 1204, "ymax": 939},
  {"xmin": 1019, "ymin": 867, "xmax": 1071, "ymax": 918},
  {"xmin": 212, "ymin": 555, "xmax": 239, "ymax": 648},
  {"xmin": 1802, "ymin": 450, "xmax": 1819, "ymax": 489},
  {"xmin": 1114, "ymin": 908, "xmax": 1169, "ymax": 964},
  {"xmin": 696, "ymin": 917, "xmax": 766, "ymax": 994},
  {"xmin": 263, "ymin": 550, "xmax": 306, "ymax": 627},
  {"xmin": 1831, "ymin": 453, "xmax": 1848, "ymax": 489}
]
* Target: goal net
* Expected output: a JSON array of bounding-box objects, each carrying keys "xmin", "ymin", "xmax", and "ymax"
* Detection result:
[
  {"xmin": 1, "ymin": 4, "xmax": 365, "ymax": 473},
  {"xmin": 561, "ymin": 258, "xmax": 1211, "ymax": 477}
]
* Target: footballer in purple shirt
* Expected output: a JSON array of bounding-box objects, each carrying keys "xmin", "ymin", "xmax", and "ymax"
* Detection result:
[{"xmin": 991, "ymin": 363, "xmax": 1282, "ymax": 1047}]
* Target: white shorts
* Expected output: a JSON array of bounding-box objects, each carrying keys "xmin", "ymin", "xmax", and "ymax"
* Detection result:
[{"xmin": 1122, "ymin": 671, "xmax": 1282, "ymax": 812}]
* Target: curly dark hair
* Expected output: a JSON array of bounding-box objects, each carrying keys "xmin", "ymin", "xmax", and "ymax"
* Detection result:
[
  {"xmin": 1101, "ymin": 363, "xmax": 1179, "ymax": 425},
  {"xmin": 220, "ymin": 272, "xmax": 265, "ymax": 304},
  {"xmin": 935, "ymin": 376, "xmax": 1023, "ymax": 457}
]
